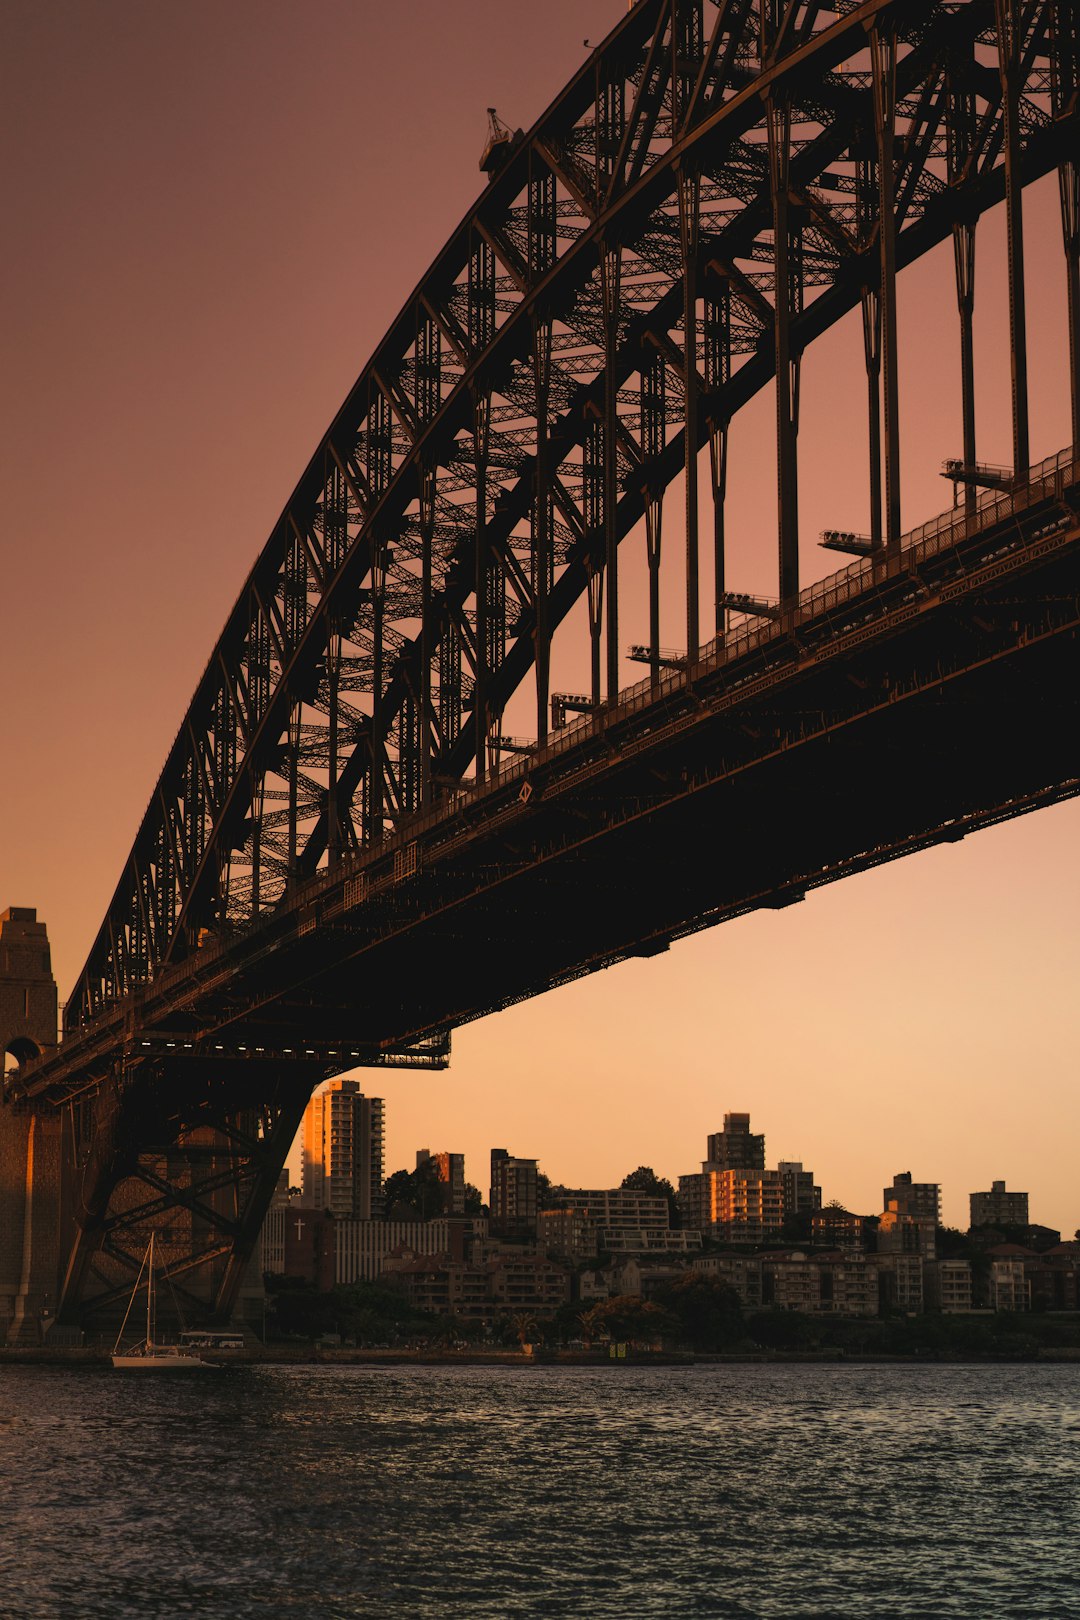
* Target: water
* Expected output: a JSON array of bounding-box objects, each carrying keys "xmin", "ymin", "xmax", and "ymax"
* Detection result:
[{"xmin": 1, "ymin": 1361, "xmax": 1077, "ymax": 1618}]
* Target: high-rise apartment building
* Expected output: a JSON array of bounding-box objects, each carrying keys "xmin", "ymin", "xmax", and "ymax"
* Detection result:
[
  {"xmin": 777, "ymin": 1161, "xmax": 822, "ymax": 1219},
  {"xmin": 302, "ymin": 1081, "xmax": 384, "ymax": 1219},
  {"xmin": 706, "ymin": 1113, "xmax": 765, "ymax": 1171},
  {"xmin": 678, "ymin": 1167, "xmax": 785, "ymax": 1245},
  {"xmin": 417, "ymin": 1149, "xmax": 466, "ymax": 1215},
  {"xmin": 970, "ymin": 1181, "xmax": 1029, "ymax": 1229},
  {"xmin": 883, "ymin": 1171, "xmax": 941, "ymax": 1222},
  {"xmin": 489, "ymin": 1149, "xmax": 538, "ymax": 1236}
]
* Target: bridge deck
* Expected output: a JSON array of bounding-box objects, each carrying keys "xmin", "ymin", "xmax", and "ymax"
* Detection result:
[{"xmin": 14, "ymin": 446, "xmax": 1079, "ymax": 1108}]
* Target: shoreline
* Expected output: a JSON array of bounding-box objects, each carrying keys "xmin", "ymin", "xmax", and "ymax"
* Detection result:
[{"xmin": 2, "ymin": 1345, "xmax": 1078, "ymax": 1368}]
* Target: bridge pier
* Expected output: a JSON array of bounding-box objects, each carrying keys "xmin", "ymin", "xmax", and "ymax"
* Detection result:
[{"xmin": 0, "ymin": 907, "xmax": 63, "ymax": 1343}]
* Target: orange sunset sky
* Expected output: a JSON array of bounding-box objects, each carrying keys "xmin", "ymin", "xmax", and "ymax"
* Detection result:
[{"xmin": 3, "ymin": 1, "xmax": 1077, "ymax": 1232}]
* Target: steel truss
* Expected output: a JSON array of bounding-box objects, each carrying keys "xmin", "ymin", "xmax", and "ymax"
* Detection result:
[{"xmin": 60, "ymin": 0, "xmax": 1077, "ymax": 1027}]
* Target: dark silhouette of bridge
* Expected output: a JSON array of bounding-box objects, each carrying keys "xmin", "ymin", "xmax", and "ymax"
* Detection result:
[{"xmin": 2, "ymin": 0, "xmax": 1077, "ymax": 1339}]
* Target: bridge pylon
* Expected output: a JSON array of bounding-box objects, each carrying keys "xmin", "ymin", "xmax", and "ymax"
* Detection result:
[{"xmin": 0, "ymin": 907, "xmax": 62, "ymax": 1344}]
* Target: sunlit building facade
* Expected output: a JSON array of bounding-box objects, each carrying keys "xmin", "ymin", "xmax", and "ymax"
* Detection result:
[{"xmin": 301, "ymin": 1081, "xmax": 385, "ymax": 1219}]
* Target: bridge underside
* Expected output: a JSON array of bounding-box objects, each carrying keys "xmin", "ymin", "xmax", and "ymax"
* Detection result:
[{"xmin": 275, "ymin": 494, "xmax": 1080, "ymax": 1047}]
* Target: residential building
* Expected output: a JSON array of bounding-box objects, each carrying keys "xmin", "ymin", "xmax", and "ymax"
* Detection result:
[
  {"xmin": 489, "ymin": 1149, "xmax": 539, "ymax": 1236},
  {"xmin": 986, "ymin": 1248, "xmax": 1032, "ymax": 1311},
  {"xmin": 680, "ymin": 1167, "xmax": 784, "ymax": 1244},
  {"xmin": 811, "ymin": 1206, "xmax": 871, "ymax": 1252},
  {"xmin": 692, "ymin": 1253, "xmax": 765, "ymax": 1310},
  {"xmin": 547, "ymin": 1189, "xmax": 669, "ymax": 1226},
  {"xmin": 761, "ymin": 1250, "xmax": 879, "ymax": 1317},
  {"xmin": 877, "ymin": 1209, "xmax": 937, "ymax": 1260},
  {"xmin": 883, "ymin": 1171, "xmax": 941, "ymax": 1222},
  {"xmin": 301, "ymin": 1081, "xmax": 384, "ymax": 1219},
  {"xmin": 706, "ymin": 1112, "xmax": 765, "ymax": 1172},
  {"xmin": 537, "ymin": 1209, "xmax": 600, "ymax": 1263},
  {"xmin": 777, "ymin": 1161, "xmax": 822, "ymax": 1220},
  {"xmin": 383, "ymin": 1247, "xmax": 570, "ymax": 1320},
  {"xmin": 1025, "ymin": 1245, "xmax": 1080, "ymax": 1312},
  {"xmin": 925, "ymin": 1259, "xmax": 974, "ymax": 1313},
  {"xmin": 417, "ymin": 1149, "xmax": 466, "ymax": 1216},
  {"xmin": 877, "ymin": 1252, "xmax": 924, "ymax": 1314},
  {"xmin": 970, "ymin": 1181, "xmax": 1030, "ymax": 1230}
]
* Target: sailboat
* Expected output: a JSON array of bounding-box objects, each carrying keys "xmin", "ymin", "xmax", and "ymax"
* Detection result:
[{"xmin": 111, "ymin": 1234, "xmax": 216, "ymax": 1371}]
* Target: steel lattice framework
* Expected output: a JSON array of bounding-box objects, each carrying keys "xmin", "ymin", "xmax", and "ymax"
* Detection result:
[{"xmin": 62, "ymin": 0, "xmax": 1079, "ymax": 1032}]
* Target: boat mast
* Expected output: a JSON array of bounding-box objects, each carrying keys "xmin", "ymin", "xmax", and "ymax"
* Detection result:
[{"xmin": 147, "ymin": 1231, "xmax": 154, "ymax": 1348}]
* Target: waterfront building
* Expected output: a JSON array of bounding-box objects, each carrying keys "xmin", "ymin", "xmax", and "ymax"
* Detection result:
[
  {"xmin": 383, "ymin": 1247, "xmax": 570, "ymax": 1320},
  {"xmin": 416, "ymin": 1149, "xmax": 467, "ymax": 1215},
  {"xmin": 489, "ymin": 1148, "xmax": 539, "ymax": 1236},
  {"xmin": 760, "ymin": 1250, "xmax": 879, "ymax": 1317},
  {"xmin": 692, "ymin": 1253, "xmax": 765, "ymax": 1310},
  {"xmin": 876, "ymin": 1252, "xmax": 925, "ymax": 1314},
  {"xmin": 302, "ymin": 1081, "xmax": 385, "ymax": 1219},
  {"xmin": 986, "ymin": 1249, "xmax": 1032, "ymax": 1311},
  {"xmin": 883, "ymin": 1171, "xmax": 941, "ymax": 1222},
  {"xmin": 970, "ymin": 1180, "xmax": 1030, "ymax": 1229},
  {"xmin": 1025, "ymin": 1244, "xmax": 1080, "ymax": 1312},
  {"xmin": 925, "ymin": 1259, "xmax": 974, "ymax": 1313}
]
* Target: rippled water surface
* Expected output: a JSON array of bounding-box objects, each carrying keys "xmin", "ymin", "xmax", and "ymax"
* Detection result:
[{"xmin": 1, "ymin": 1361, "xmax": 1078, "ymax": 1617}]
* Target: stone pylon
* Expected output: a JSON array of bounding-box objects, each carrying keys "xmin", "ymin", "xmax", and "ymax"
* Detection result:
[{"xmin": 0, "ymin": 907, "xmax": 62, "ymax": 1343}]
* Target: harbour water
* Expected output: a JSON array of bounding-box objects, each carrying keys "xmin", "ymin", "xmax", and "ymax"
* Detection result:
[{"xmin": 1, "ymin": 1361, "xmax": 1077, "ymax": 1617}]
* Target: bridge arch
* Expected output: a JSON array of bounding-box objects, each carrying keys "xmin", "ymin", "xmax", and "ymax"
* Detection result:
[{"xmin": 49, "ymin": 0, "xmax": 1076, "ymax": 1034}]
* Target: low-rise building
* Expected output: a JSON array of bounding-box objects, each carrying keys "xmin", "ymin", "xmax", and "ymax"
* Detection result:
[
  {"xmin": 986, "ymin": 1247, "xmax": 1032, "ymax": 1311},
  {"xmin": 925, "ymin": 1259, "xmax": 974, "ymax": 1313},
  {"xmin": 760, "ymin": 1250, "xmax": 879, "ymax": 1317},
  {"xmin": 877, "ymin": 1252, "xmax": 924, "ymax": 1314},
  {"xmin": 382, "ymin": 1247, "xmax": 570, "ymax": 1321},
  {"xmin": 811, "ymin": 1207, "xmax": 872, "ymax": 1252},
  {"xmin": 692, "ymin": 1253, "xmax": 764, "ymax": 1310}
]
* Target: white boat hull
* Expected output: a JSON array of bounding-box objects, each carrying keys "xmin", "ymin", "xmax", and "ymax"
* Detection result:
[{"xmin": 111, "ymin": 1350, "xmax": 216, "ymax": 1371}]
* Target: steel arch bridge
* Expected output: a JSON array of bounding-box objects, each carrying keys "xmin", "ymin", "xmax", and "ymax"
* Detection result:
[{"xmin": 5, "ymin": 0, "xmax": 1079, "ymax": 1334}]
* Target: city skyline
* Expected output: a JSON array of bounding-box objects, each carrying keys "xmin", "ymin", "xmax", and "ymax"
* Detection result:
[{"xmin": 4, "ymin": 0, "xmax": 1078, "ymax": 1239}]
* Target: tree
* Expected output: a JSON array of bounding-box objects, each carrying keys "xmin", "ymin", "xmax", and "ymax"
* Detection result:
[
  {"xmin": 382, "ymin": 1157, "xmax": 448, "ymax": 1220},
  {"xmin": 656, "ymin": 1275, "xmax": 744, "ymax": 1351},
  {"xmin": 621, "ymin": 1165, "xmax": 680, "ymax": 1228},
  {"xmin": 536, "ymin": 1171, "xmax": 556, "ymax": 1210},
  {"xmin": 511, "ymin": 1311, "xmax": 538, "ymax": 1350},
  {"xmin": 578, "ymin": 1304, "xmax": 608, "ymax": 1347},
  {"xmin": 463, "ymin": 1182, "xmax": 485, "ymax": 1215}
]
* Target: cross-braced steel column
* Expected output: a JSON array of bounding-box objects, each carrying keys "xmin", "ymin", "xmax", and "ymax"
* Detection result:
[
  {"xmin": 767, "ymin": 94, "xmax": 800, "ymax": 601},
  {"xmin": 678, "ymin": 166, "xmax": 702, "ymax": 658},
  {"xmin": 704, "ymin": 283, "xmax": 731, "ymax": 637},
  {"xmin": 1063, "ymin": 161, "xmax": 1080, "ymax": 450},
  {"xmin": 640, "ymin": 341, "xmax": 666, "ymax": 691},
  {"xmin": 419, "ymin": 466, "xmax": 436, "ymax": 807},
  {"xmin": 997, "ymin": 0, "xmax": 1031, "ymax": 478},
  {"xmin": 857, "ymin": 141, "xmax": 883, "ymax": 552},
  {"xmin": 871, "ymin": 21, "xmax": 901, "ymax": 550},
  {"xmin": 601, "ymin": 243, "xmax": 623, "ymax": 703},
  {"xmin": 533, "ymin": 316, "xmax": 553, "ymax": 745}
]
